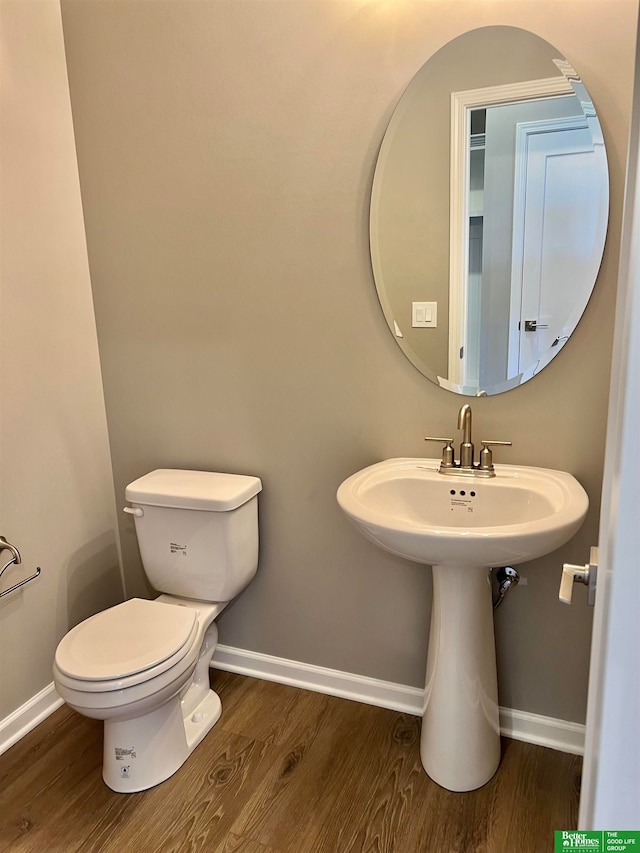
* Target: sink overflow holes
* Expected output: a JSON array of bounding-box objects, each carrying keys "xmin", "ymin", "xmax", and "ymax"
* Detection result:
[{"xmin": 449, "ymin": 490, "xmax": 476, "ymax": 497}]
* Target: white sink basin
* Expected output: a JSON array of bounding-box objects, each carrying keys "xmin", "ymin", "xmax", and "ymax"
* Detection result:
[
  {"xmin": 337, "ymin": 456, "xmax": 589, "ymax": 792},
  {"xmin": 337, "ymin": 457, "xmax": 588, "ymax": 568}
]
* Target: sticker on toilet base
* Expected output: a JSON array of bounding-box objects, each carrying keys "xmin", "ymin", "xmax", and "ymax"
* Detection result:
[
  {"xmin": 115, "ymin": 747, "xmax": 136, "ymax": 761},
  {"xmin": 170, "ymin": 542, "xmax": 187, "ymax": 556}
]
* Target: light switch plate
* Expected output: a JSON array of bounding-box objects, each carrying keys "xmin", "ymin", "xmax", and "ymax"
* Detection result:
[{"xmin": 412, "ymin": 301, "xmax": 437, "ymax": 328}]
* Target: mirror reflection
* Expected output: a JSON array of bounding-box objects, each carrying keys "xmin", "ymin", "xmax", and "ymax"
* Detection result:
[{"xmin": 370, "ymin": 27, "xmax": 609, "ymax": 396}]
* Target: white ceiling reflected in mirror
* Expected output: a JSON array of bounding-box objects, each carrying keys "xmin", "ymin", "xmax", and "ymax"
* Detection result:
[{"xmin": 370, "ymin": 27, "xmax": 609, "ymax": 396}]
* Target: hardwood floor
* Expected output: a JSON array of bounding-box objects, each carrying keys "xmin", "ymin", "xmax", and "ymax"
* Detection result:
[{"xmin": 0, "ymin": 672, "xmax": 581, "ymax": 853}]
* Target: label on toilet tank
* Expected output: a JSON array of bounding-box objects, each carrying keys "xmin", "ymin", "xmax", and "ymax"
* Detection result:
[
  {"xmin": 170, "ymin": 542, "xmax": 187, "ymax": 556},
  {"xmin": 115, "ymin": 747, "xmax": 136, "ymax": 761}
]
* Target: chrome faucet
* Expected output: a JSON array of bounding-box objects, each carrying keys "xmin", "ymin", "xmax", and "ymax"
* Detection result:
[
  {"xmin": 425, "ymin": 404, "xmax": 512, "ymax": 477},
  {"xmin": 458, "ymin": 404, "xmax": 474, "ymax": 469}
]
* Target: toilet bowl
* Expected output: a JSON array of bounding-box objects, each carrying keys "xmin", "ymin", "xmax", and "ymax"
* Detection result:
[{"xmin": 53, "ymin": 470, "xmax": 261, "ymax": 793}]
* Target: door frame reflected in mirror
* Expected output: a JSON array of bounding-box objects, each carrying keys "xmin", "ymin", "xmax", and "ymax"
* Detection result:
[{"xmin": 448, "ymin": 73, "xmax": 575, "ymax": 389}]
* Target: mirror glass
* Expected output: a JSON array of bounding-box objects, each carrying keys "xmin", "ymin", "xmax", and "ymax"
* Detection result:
[{"xmin": 370, "ymin": 27, "xmax": 609, "ymax": 396}]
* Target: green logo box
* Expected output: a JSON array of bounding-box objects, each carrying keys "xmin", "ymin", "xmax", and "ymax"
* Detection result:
[{"xmin": 555, "ymin": 831, "xmax": 640, "ymax": 852}]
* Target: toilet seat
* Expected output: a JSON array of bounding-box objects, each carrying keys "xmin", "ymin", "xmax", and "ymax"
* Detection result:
[{"xmin": 54, "ymin": 598, "xmax": 199, "ymax": 692}]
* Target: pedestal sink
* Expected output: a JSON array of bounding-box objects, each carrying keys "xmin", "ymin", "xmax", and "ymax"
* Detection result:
[{"xmin": 337, "ymin": 457, "xmax": 588, "ymax": 792}]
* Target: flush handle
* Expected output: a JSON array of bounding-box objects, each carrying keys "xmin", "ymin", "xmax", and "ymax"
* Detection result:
[{"xmin": 123, "ymin": 506, "xmax": 144, "ymax": 518}]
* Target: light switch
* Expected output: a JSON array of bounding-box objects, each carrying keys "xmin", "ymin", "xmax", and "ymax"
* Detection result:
[{"xmin": 412, "ymin": 301, "xmax": 437, "ymax": 328}]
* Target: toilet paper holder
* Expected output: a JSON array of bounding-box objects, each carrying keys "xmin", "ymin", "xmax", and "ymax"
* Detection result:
[
  {"xmin": 0, "ymin": 535, "xmax": 41, "ymax": 599},
  {"xmin": 559, "ymin": 545, "xmax": 598, "ymax": 606}
]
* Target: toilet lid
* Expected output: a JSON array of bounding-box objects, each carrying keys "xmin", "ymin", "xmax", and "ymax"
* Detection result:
[{"xmin": 55, "ymin": 598, "xmax": 197, "ymax": 681}]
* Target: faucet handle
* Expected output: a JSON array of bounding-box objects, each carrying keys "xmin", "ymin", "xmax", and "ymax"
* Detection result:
[
  {"xmin": 479, "ymin": 440, "xmax": 512, "ymax": 471},
  {"xmin": 425, "ymin": 437, "xmax": 455, "ymax": 468}
]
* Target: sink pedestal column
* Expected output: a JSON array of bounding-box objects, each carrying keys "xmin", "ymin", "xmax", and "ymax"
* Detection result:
[{"xmin": 420, "ymin": 563, "xmax": 501, "ymax": 792}]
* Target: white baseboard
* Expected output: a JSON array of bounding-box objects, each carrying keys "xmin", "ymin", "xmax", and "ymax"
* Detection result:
[
  {"xmin": 499, "ymin": 706, "xmax": 585, "ymax": 755},
  {"xmin": 0, "ymin": 683, "xmax": 63, "ymax": 756},
  {"xmin": 212, "ymin": 644, "xmax": 585, "ymax": 756},
  {"xmin": 212, "ymin": 643, "xmax": 425, "ymax": 715},
  {"xmin": 0, "ymin": 652, "xmax": 586, "ymax": 758}
]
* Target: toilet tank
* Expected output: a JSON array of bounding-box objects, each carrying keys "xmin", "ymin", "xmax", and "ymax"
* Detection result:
[{"xmin": 125, "ymin": 469, "xmax": 262, "ymax": 602}]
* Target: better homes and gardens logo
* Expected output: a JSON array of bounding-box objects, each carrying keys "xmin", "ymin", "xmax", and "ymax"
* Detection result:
[
  {"xmin": 556, "ymin": 833, "xmax": 602, "ymax": 850},
  {"xmin": 555, "ymin": 831, "xmax": 640, "ymax": 852}
]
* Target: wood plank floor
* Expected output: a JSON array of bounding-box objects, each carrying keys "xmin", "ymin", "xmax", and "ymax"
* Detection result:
[{"xmin": 0, "ymin": 672, "xmax": 581, "ymax": 853}]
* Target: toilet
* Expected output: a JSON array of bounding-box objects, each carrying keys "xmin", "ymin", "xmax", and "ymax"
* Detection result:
[{"xmin": 53, "ymin": 468, "xmax": 261, "ymax": 793}]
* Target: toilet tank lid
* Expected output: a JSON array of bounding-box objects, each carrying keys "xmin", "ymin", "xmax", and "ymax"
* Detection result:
[{"xmin": 125, "ymin": 469, "xmax": 262, "ymax": 511}]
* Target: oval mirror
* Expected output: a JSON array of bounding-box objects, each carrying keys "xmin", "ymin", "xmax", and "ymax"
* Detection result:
[{"xmin": 370, "ymin": 27, "xmax": 609, "ymax": 396}]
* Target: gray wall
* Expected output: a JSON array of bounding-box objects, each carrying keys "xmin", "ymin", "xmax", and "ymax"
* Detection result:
[
  {"xmin": 60, "ymin": 0, "xmax": 637, "ymax": 724},
  {"xmin": 1, "ymin": 0, "xmax": 122, "ymax": 722}
]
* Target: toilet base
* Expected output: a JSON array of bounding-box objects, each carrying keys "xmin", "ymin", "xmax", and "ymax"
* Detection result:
[
  {"xmin": 103, "ymin": 688, "xmax": 222, "ymax": 793},
  {"xmin": 100, "ymin": 611, "xmax": 222, "ymax": 793}
]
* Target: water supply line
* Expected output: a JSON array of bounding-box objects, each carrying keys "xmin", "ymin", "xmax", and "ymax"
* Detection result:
[{"xmin": 492, "ymin": 566, "xmax": 520, "ymax": 610}]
